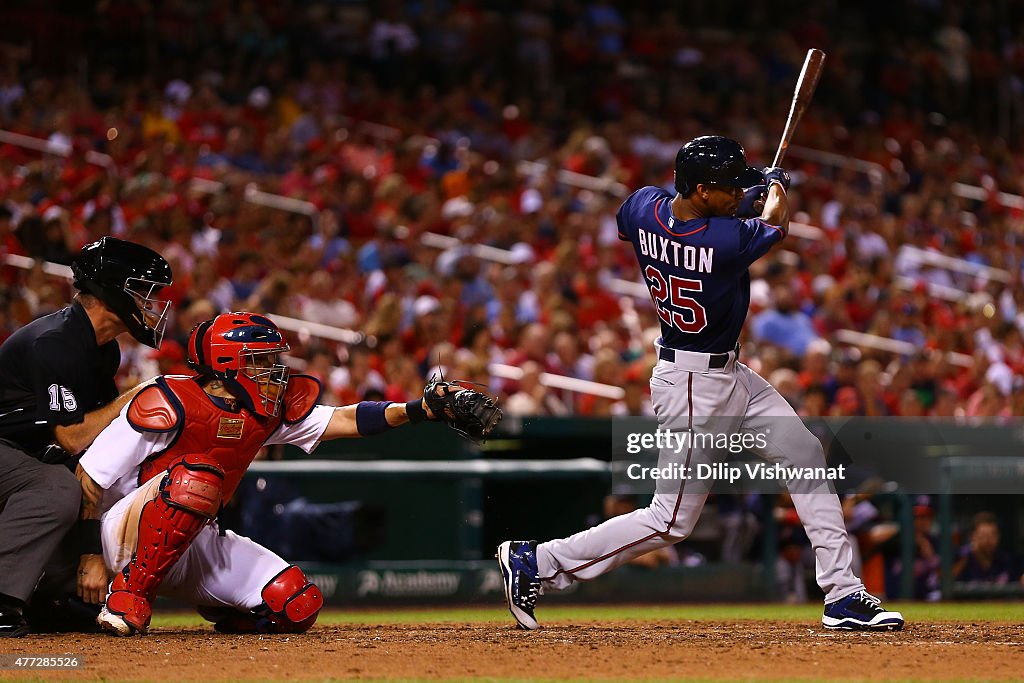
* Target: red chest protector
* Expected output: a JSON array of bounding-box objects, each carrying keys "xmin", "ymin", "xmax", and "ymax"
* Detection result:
[{"xmin": 127, "ymin": 374, "xmax": 321, "ymax": 502}]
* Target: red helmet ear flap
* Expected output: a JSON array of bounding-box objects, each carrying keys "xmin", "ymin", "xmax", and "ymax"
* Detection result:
[{"xmin": 187, "ymin": 320, "xmax": 216, "ymax": 373}]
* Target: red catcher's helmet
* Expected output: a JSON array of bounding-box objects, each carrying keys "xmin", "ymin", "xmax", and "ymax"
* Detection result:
[{"xmin": 186, "ymin": 312, "xmax": 290, "ymax": 417}]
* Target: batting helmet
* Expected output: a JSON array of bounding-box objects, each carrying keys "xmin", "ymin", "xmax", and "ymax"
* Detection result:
[
  {"xmin": 187, "ymin": 312, "xmax": 291, "ymax": 418},
  {"xmin": 71, "ymin": 237, "xmax": 174, "ymax": 349},
  {"xmin": 674, "ymin": 136, "xmax": 764, "ymax": 197}
]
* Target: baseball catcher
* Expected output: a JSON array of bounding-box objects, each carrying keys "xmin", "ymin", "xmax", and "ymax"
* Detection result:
[{"xmin": 74, "ymin": 312, "xmax": 501, "ymax": 636}]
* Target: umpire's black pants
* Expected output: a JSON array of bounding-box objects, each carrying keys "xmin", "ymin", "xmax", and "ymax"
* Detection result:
[{"xmin": 0, "ymin": 439, "xmax": 80, "ymax": 603}]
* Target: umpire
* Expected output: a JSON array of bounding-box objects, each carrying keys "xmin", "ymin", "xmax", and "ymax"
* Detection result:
[{"xmin": 0, "ymin": 237, "xmax": 172, "ymax": 637}]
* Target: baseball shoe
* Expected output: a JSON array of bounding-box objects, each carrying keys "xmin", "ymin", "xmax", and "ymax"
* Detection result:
[
  {"xmin": 97, "ymin": 591, "xmax": 151, "ymax": 636},
  {"xmin": 0, "ymin": 605, "xmax": 28, "ymax": 638},
  {"xmin": 96, "ymin": 606, "xmax": 134, "ymax": 636},
  {"xmin": 496, "ymin": 540, "xmax": 541, "ymax": 630},
  {"xmin": 822, "ymin": 590, "xmax": 904, "ymax": 631}
]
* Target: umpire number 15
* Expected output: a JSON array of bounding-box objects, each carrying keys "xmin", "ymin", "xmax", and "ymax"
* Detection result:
[
  {"xmin": 644, "ymin": 265, "xmax": 708, "ymax": 333},
  {"xmin": 47, "ymin": 384, "xmax": 78, "ymax": 412}
]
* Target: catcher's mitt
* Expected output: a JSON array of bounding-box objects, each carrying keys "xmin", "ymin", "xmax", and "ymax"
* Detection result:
[{"xmin": 423, "ymin": 375, "xmax": 502, "ymax": 444}]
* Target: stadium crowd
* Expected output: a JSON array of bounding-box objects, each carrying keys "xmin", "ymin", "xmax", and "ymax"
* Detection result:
[{"xmin": 0, "ymin": 0, "xmax": 1022, "ymax": 423}]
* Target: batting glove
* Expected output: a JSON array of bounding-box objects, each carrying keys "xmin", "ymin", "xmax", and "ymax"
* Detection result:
[{"xmin": 763, "ymin": 167, "xmax": 791, "ymax": 191}]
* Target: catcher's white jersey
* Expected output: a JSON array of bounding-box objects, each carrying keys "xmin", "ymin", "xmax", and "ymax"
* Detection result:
[
  {"xmin": 79, "ymin": 402, "xmax": 334, "ymax": 612},
  {"xmin": 80, "ymin": 404, "xmax": 334, "ymax": 515}
]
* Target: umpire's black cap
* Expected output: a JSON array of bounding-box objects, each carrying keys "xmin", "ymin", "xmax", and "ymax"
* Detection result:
[{"xmin": 674, "ymin": 136, "xmax": 764, "ymax": 196}]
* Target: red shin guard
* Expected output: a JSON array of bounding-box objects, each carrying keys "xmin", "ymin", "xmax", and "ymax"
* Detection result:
[{"xmin": 106, "ymin": 455, "xmax": 224, "ymax": 632}]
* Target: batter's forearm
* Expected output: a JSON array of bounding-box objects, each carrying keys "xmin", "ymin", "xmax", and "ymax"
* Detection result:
[{"xmin": 762, "ymin": 183, "xmax": 790, "ymax": 237}]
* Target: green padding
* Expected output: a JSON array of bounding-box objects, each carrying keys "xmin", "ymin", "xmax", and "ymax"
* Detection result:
[{"xmin": 295, "ymin": 561, "xmax": 768, "ymax": 605}]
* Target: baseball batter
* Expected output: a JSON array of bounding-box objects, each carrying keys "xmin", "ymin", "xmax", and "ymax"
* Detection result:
[
  {"xmin": 77, "ymin": 312, "xmax": 500, "ymax": 635},
  {"xmin": 499, "ymin": 136, "xmax": 904, "ymax": 632}
]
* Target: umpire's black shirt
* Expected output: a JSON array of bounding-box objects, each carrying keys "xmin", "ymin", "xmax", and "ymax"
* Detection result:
[{"xmin": 0, "ymin": 301, "xmax": 119, "ymax": 456}]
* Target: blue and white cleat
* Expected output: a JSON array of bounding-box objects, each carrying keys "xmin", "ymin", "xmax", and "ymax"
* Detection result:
[
  {"xmin": 496, "ymin": 540, "xmax": 541, "ymax": 630},
  {"xmin": 823, "ymin": 590, "xmax": 904, "ymax": 631}
]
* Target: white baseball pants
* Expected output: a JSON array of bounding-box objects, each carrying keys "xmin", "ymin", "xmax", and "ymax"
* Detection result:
[{"xmin": 101, "ymin": 474, "xmax": 289, "ymax": 611}]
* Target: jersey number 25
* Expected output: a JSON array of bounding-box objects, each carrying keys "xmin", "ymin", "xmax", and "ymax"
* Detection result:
[{"xmin": 644, "ymin": 265, "xmax": 708, "ymax": 333}]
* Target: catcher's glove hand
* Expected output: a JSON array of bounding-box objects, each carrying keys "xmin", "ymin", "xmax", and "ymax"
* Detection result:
[{"xmin": 423, "ymin": 375, "xmax": 503, "ymax": 444}]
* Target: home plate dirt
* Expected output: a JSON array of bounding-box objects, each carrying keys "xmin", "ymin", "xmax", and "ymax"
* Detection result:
[{"xmin": 0, "ymin": 621, "xmax": 1021, "ymax": 681}]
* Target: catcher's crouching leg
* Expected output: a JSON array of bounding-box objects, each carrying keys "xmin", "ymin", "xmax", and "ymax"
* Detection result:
[
  {"xmin": 257, "ymin": 566, "xmax": 324, "ymax": 633},
  {"xmin": 200, "ymin": 566, "xmax": 323, "ymax": 634},
  {"xmin": 99, "ymin": 455, "xmax": 224, "ymax": 636}
]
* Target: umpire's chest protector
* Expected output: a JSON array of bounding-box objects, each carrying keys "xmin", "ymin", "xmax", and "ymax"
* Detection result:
[{"xmin": 128, "ymin": 375, "xmax": 320, "ymax": 500}]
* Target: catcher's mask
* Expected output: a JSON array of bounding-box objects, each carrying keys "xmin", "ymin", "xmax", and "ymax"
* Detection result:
[
  {"xmin": 187, "ymin": 312, "xmax": 290, "ymax": 417},
  {"xmin": 71, "ymin": 237, "xmax": 173, "ymax": 349}
]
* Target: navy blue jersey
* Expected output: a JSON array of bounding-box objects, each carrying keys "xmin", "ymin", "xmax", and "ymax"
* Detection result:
[{"xmin": 617, "ymin": 186, "xmax": 784, "ymax": 353}]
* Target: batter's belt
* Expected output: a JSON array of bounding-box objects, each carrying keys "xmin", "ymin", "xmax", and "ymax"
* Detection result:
[{"xmin": 656, "ymin": 342, "xmax": 740, "ymax": 369}]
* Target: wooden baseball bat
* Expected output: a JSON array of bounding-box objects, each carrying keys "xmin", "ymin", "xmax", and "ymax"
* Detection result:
[{"xmin": 771, "ymin": 48, "xmax": 826, "ymax": 168}]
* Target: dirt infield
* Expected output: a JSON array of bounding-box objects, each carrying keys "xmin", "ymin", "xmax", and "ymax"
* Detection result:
[{"xmin": 1, "ymin": 620, "xmax": 1022, "ymax": 682}]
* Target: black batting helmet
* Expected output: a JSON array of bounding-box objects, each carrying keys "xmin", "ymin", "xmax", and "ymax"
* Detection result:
[
  {"xmin": 674, "ymin": 136, "xmax": 764, "ymax": 196},
  {"xmin": 71, "ymin": 237, "xmax": 174, "ymax": 349}
]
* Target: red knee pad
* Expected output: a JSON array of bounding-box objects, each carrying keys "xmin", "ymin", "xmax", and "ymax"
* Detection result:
[
  {"xmin": 260, "ymin": 565, "xmax": 323, "ymax": 633},
  {"xmin": 163, "ymin": 454, "xmax": 224, "ymax": 517}
]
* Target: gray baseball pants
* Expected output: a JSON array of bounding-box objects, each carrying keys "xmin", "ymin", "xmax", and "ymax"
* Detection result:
[
  {"xmin": 0, "ymin": 440, "xmax": 81, "ymax": 603},
  {"xmin": 536, "ymin": 350, "xmax": 864, "ymax": 604}
]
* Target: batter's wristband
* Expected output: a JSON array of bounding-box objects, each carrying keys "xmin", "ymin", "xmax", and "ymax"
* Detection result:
[
  {"xmin": 355, "ymin": 401, "xmax": 394, "ymax": 436},
  {"xmin": 78, "ymin": 519, "xmax": 103, "ymax": 556},
  {"xmin": 768, "ymin": 179, "xmax": 788, "ymax": 194},
  {"xmin": 405, "ymin": 399, "xmax": 428, "ymax": 424}
]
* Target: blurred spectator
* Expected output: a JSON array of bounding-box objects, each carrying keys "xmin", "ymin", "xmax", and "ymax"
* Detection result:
[
  {"xmin": 797, "ymin": 341, "xmax": 836, "ymax": 401},
  {"xmin": 612, "ymin": 366, "xmax": 654, "ymax": 417},
  {"xmin": 505, "ymin": 361, "xmax": 568, "ymax": 416},
  {"xmin": 773, "ymin": 493, "xmax": 812, "ymax": 603},
  {"xmin": 769, "ymin": 368, "xmax": 801, "ymax": 409},
  {"xmin": 831, "ymin": 386, "xmax": 863, "ymax": 417},
  {"xmin": 296, "ymin": 271, "xmax": 359, "ymax": 330},
  {"xmin": 718, "ymin": 494, "xmax": 762, "ymax": 565},
  {"xmin": 842, "ymin": 480, "xmax": 900, "ymax": 597},
  {"xmin": 0, "ymin": 0, "xmax": 1019, "ymax": 423},
  {"xmin": 332, "ymin": 345, "xmax": 386, "ymax": 404},
  {"xmin": 751, "ymin": 285, "xmax": 821, "ymax": 358},
  {"xmin": 953, "ymin": 511, "xmax": 1018, "ymax": 585},
  {"xmin": 776, "ymin": 525, "xmax": 811, "ymax": 604},
  {"xmin": 889, "ymin": 496, "xmax": 941, "ymax": 601}
]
